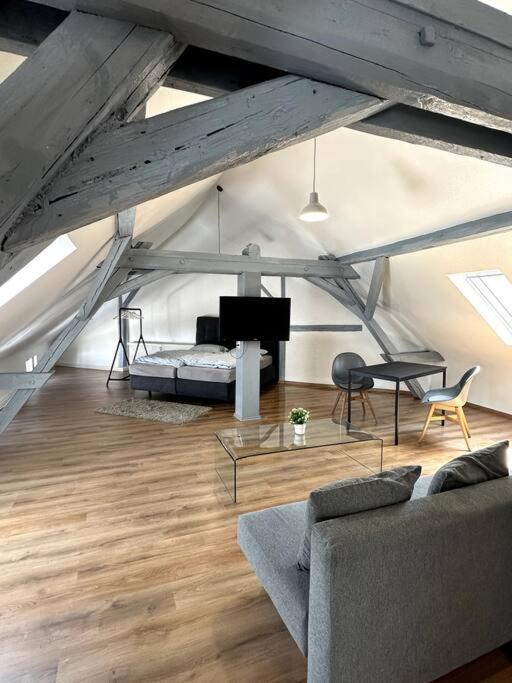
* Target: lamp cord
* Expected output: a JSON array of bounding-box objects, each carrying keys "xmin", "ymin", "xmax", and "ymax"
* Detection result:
[
  {"xmin": 217, "ymin": 188, "xmax": 221, "ymax": 254},
  {"xmin": 313, "ymin": 137, "xmax": 317, "ymax": 193}
]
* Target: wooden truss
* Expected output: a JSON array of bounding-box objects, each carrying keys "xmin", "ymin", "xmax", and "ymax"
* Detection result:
[{"xmin": 1, "ymin": 1, "xmax": 512, "ymax": 430}]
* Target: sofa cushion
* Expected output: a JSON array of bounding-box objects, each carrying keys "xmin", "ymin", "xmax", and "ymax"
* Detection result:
[
  {"xmin": 411, "ymin": 474, "xmax": 434, "ymax": 500},
  {"xmin": 428, "ymin": 441, "xmax": 509, "ymax": 495},
  {"xmin": 238, "ymin": 501, "xmax": 310, "ymax": 655},
  {"xmin": 297, "ymin": 465, "xmax": 421, "ymax": 571}
]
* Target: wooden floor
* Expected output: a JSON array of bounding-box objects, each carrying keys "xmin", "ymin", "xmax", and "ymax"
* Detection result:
[{"xmin": 1, "ymin": 368, "xmax": 511, "ymax": 682}]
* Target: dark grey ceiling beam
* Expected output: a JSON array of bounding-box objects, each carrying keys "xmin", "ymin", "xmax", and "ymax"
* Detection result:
[
  {"xmin": 0, "ymin": 0, "xmax": 66, "ymax": 56},
  {"xmin": 351, "ymin": 106, "xmax": 512, "ymax": 169},
  {"xmin": 27, "ymin": 0, "xmax": 512, "ymax": 132},
  {"xmin": 1, "ymin": 1, "xmax": 280, "ymax": 95},
  {"xmin": 336, "ymin": 210, "xmax": 512, "ymax": 265},
  {"xmin": 7, "ymin": 2, "xmax": 512, "ymax": 168}
]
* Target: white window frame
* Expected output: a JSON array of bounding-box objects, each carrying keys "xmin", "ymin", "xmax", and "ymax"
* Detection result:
[
  {"xmin": 0, "ymin": 235, "xmax": 76, "ymax": 309},
  {"xmin": 448, "ymin": 269, "xmax": 512, "ymax": 346}
]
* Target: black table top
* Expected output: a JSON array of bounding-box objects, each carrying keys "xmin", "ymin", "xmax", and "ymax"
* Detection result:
[{"xmin": 349, "ymin": 361, "xmax": 445, "ymax": 382}]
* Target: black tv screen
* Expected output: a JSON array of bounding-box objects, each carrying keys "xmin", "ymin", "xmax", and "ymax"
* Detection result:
[{"xmin": 219, "ymin": 296, "xmax": 291, "ymax": 341}]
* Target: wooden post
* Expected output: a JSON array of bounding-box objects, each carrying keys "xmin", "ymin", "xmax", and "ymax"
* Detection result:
[
  {"xmin": 235, "ymin": 244, "xmax": 262, "ymax": 422},
  {"xmin": 279, "ymin": 277, "xmax": 287, "ymax": 382}
]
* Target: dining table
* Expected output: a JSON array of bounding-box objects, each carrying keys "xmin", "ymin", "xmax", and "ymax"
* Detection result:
[{"xmin": 347, "ymin": 361, "xmax": 447, "ymax": 445}]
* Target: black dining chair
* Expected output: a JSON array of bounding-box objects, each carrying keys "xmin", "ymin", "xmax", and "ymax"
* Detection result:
[{"xmin": 331, "ymin": 352, "xmax": 377, "ymax": 424}]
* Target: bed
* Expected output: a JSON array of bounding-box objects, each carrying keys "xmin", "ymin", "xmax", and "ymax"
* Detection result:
[{"xmin": 130, "ymin": 316, "xmax": 279, "ymax": 402}]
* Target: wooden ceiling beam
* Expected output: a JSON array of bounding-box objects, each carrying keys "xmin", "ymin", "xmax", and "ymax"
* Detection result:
[
  {"xmin": 5, "ymin": 76, "xmax": 388, "ymax": 251},
  {"xmin": 0, "ymin": 10, "xmax": 184, "ymax": 253},
  {"xmin": 336, "ymin": 210, "xmax": 512, "ymax": 265},
  {"xmin": 27, "ymin": 0, "xmax": 512, "ymax": 132},
  {"xmin": 6, "ymin": 2, "xmax": 512, "ymax": 168},
  {"xmin": 0, "ymin": 1, "xmax": 279, "ymax": 95},
  {"xmin": 351, "ymin": 106, "xmax": 512, "ymax": 169},
  {"xmin": 120, "ymin": 248, "xmax": 359, "ymax": 279},
  {"xmin": 0, "ymin": 0, "xmax": 66, "ymax": 56}
]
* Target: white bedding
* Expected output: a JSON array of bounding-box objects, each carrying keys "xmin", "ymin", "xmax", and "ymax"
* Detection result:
[
  {"xmin": 134, "ymin": 348, "xmax": 270, "ymax": 371},
  {"xmin": 179, "ymin": 351, "xmax": 237, "ymax": 369},
  {"xmin": 135, "ymin": 348, "xmax": 238, "ymax": 370},
  {"xmin": 134, "ymin": 350, "xmax": 187, "ymax": 367}
]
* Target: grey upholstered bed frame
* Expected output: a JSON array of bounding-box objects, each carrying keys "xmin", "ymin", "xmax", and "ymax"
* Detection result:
[{"xmin": 130, "ymin": 316, "xmax": 279, "ymax": 402}]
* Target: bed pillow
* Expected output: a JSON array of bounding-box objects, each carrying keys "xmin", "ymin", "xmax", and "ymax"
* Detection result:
[
  {"xmin": 297, "ymin": 465, "xmax": 421, "ymax": 571},
  {"xmin": 192, "ymin": 344, "xmax": 228, "ymax": 353},
  {"xmin": 427, "ymin": 441, "xmax": 509, "ymax": 495},
  {"xmin": 228, "ymin": 348, "xmax": 268, "ymax": 355}
]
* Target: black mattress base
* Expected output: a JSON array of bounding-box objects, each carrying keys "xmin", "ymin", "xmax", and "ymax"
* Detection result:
[{"xmin": 130, "ymin": 363, "xmax": 276, "ymax": 403}]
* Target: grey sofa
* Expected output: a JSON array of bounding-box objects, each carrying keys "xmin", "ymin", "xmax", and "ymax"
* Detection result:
[{"xmin": 238, "ymin": 474, "xmax": 512, "ymax": 682}]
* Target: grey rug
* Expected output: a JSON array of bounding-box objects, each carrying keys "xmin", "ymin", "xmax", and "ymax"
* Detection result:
[{"xmin": 96, "ymin": 398, "xmax": 212, "ymax": 424}]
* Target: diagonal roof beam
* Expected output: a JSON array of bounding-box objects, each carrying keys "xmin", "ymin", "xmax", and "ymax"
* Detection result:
[
  {"xmin": 0, "ymin": 223, "xmax": 134, "ymax": 434},
  {"xmin": 336, "ymin": 210, "xmax": 512, "ymax": 265},
  {"xmin": 29, "ymin": 0, "xmax": 512, "ymax": 132},
  {"xmin": 0, "ymin": 10, "xmax": 184, "ymax": 255},
  {"xmin": 365, "ymin": 257, "xmax": 387, "ymax": 320},
  {"xmin": 6, "ymin": 76, "xmax": 389, "ymax": 251},
  {"xmin": 0, "ymin": 372, "xmax": 53, "ymax": 390}
]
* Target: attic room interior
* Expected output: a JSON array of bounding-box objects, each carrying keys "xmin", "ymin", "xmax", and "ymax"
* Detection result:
[{"xmin": 1, "ymin": 0, "xmax": 512, "ymax": 681}]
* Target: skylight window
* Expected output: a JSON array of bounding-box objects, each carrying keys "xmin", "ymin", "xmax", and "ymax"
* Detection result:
[
  {"xmin": 448, "ymin": 269, "xmax": 512, "ymax": 345},
  {"xmin": 0, "ymin": 235, "xmax": 76, "ymax": 308}
]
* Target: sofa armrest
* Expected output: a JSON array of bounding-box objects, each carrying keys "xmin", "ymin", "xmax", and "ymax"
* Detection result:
[{"xmin": 307, "ymin": 476, "xmax": 512, "ymax": 683}]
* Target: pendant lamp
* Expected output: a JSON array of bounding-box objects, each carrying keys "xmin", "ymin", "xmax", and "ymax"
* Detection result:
[{"xmin": 299, "ymin": 137, "xmax": 329, "ymax": 222}]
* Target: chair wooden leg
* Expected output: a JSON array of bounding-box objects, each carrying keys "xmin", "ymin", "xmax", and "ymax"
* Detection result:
[
  {"xmin": 456, "ymin": 407, "xmax": 471, "ymax": 450},
  {"xmin": 331, "ymin": 391, "xmax": 342, "ymax": 415},
  {"xmin": 419, "ymin": 404, "xmax": 436, "ymax": 443},
  {"xmin": 361, "ymin": 392, "xmax": 366, "ymax": 417},
  {"xmin": 339, "ymin": 392, "xmax": 347, "ymax": 422},
  {"xmin": 460, "ymin": 407, "xmax": 471, "ymax": 438},
  {"xmin": 363, "ymin": 392, "xmax": 378, "ymax": 425}
]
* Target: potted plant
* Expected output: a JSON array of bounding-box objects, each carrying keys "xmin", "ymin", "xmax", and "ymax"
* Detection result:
[{"xmin": 289, "ymin": 407, "xmax": 310, "ymax": 435}]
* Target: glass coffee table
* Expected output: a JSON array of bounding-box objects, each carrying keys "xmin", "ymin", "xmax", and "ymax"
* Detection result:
[{"xmin": 215, "ymin": 418, "xmax": 383, "ymax": 502}]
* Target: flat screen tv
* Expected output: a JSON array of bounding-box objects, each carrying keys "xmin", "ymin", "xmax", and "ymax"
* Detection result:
[{"xmin": 219, "ymin": 296, "xmax": 291, "ymax": 341}]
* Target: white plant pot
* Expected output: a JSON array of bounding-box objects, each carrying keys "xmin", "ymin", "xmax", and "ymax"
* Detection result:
[
  {"xmin": 294, "ymin": 433, "xmax": 306, "ymax": 446},
  {"xmin": 294, "ymin": 423, "xmax": 307, "ymax": 435}
]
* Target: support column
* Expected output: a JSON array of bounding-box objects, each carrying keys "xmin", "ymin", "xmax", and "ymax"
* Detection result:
[
  {"xmin": 279, "ymin": 276, "xmax": 287, "ymax": 382},
  {"xmin": 235, "ymin": 244, "xmax": 261, "ymax": 421}
]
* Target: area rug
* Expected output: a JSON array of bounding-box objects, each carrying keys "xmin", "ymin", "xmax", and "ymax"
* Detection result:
[{"xmin": 96, "ymin": 398, "xmax": 212, "ymax": 424}]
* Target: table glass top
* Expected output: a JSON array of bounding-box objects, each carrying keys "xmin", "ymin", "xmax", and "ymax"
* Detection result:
[{"xmin": 215, "ymin": 418, "xmax": 381, "ymax": 461}]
